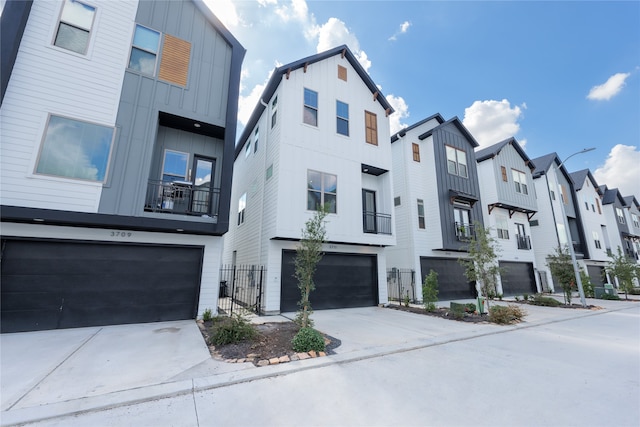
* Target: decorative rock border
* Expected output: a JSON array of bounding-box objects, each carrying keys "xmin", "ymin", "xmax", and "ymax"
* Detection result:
[{"xmin": 208, "ymin": 346, "xmax": 328, "ymax": 366}]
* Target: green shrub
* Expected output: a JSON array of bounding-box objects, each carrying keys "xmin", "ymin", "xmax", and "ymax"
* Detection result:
[
  {"xmin": 529, "ymin": 294, "xmax": 562, "ymax": 307},
  {"xmin": 628, "ymin": 287, "xmax": 640, "ymax": 295},
  {"xmin": 489, "ymin": 304, "xmax": 526, "ymax": 324},
  {"xmin": 292, "ymin": 327, "xmax": 325, "ymax": 352},
  {"xmin": 202, "ymin": 308, "xmax": 213, "ymax": 322},
  {"xmin": 210, "ymin": 314, "xmax": 257, "ymax": 345},
  {"xmin": 403, "ymin": 291, "xmax": 410, "ymax": 307},
  {"xmin": 422, "ymin": 269, "xmax": 439, "ymax": 312},
  {"xmin": 523, "ymin": 293, "xmax": 529, "ymax": 301},
  {"xmin": 579, "ymin": 268, "xmax": 595, "ymax": 298},
  {"xmin": 465, "ymin": 303, "xmax": 477, "ymax": 313},
  {"xmin": 600, "ymin": 293, "xmax": 621, "ymax": 300},
  {"xmin": 450, "ymin": 302, "xmax": 466, "ymax": 320}
]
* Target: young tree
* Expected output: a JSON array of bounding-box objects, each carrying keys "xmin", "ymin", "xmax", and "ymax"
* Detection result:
[
  {"xmin": 458, "ymin": 222, "xmax": 501, "ymax": 311},
  {"xmin": 605, "ymin": 246, "xmax": 640, "ymax": 300},
  {"xmin": 294, "ymin": 207, "xmax": 328, "ymax": 328},
  {"xmin": 422, "ymin": 269, "xmax": 439, "ymax": 312},
  {"xmin": 546, "ymin": 245, "xmax": 575, "ymax": 304}
]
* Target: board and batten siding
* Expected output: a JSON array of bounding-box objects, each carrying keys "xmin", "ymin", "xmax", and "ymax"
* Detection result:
[
  {"xmin": 0, "ymin": 0, "xmax": 138, "ymax": 212},
  {"xmin": 488, "ymin": 144, "xmax": 537, "ymax": 212}
]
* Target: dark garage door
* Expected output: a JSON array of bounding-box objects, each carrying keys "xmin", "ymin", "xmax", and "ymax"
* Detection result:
[
  {"xmin": 499, "ymin": 261, "xmax": 536, "ymax": 296},
  {"xmin": 587, "ymin": 265, "xmax": 606, "ymax": 287},
  {"xmin": 280, "ymin": 250, "xmax": 378, "ymax": 312},
  {"xmin": 420, "ymin": 257, "xmax": 475, "ymax": 300},
  {"xmin": 1, "ymin": 239, "xmax": 203, "ymax": 333}
]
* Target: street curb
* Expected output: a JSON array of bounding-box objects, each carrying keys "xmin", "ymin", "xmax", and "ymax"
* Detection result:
[{"xmin": 1, "ymin": 303, "xmax": 637, "ymax": 426}]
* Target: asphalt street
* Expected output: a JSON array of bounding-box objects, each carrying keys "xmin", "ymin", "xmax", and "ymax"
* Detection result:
[{"xmin": 19, "ymin": 304, "xmax": 639, "ymax": 427}]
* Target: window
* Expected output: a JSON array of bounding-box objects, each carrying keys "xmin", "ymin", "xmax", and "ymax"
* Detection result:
[
  {"xmin": 616, "ymin": 208, "xmax": 625, "ymax": 224},
  {"xmin": 501, "ymin": 166, "xmax": 507, "ymax": 182},
  {"xmin": 338, "ymin": 65, "xmax": 347, "ymax": 81},
  {"xmin": 238, "ymin": 193, "xmax": 246, "ymax": 225},
  {"xmin": 54, "ymin": 0, "xmax": 96, "ymax": 54},
  {"xmin": 412, "ymin": 143, "xmax": 420, "ymax": 162},
  {"xmin": 129, "ymin": 24, "xmax": 161, "ymax": 75},
  {"xmin": 245, "ymin": 140, "xmax": 251, "ymax": 158},
  {"xmin": 336, "ymin": 101, "xmax": 349, "ymax": 136},
  {"xmin": 365, "ymin": 111, "xmax": 378, "ymax": 145},
  {"xmin": 496, "ymin": 216, "xmax": 509, "ymax": 239},
  {"xmin": 303, "ymin": 88, "xmax": 318, "ymax": 126},
  {"xmin": 161, "ymin": 150, "xmax": 188, "ymax": 182},
  {"xmin": 417, "ymin": 199, "xmax": 425, "ymax": 229},
  {"xmin": 446, "ymin": 146, "xmax": 468, "ymax": 178},
  {"xmin": 253, "ymin": 127, "xmax": 259, "ymax": 153},
  {"xmin": 271, "ymin": 96, "xmax": 278, "ymax": 128},
  {"xmin": 593, "ymin": 231, "xmax": 601, "ymax": 249},
  {"xmin": 512, "ymin": 169, "xmax": 528, "ymax": 195},
  {"xmin": 307, "ymin": 170, "xmax": 336, "ymax": 213},
  {"xmin": 596, "ymin": 198, "xmax": 601, "ymax": 214},
  {"xmin": 266, "ymin": 164, "xmax": 273, "ymax": 180},
  {"xmin": 633, "ymin": 214, "xmax": 639, "ymax": 228},
  {"xmin": 454, "ymin": 208, "xmax": 471, "ymax": 239},
  {"xmin": 35, "ymin": 115, "xmax": 114, "ymax": 182},
  {"xmin": 394, "ymin": 196, "xmax": 401, "ymax": 207},
  {"xmin": 550, "ymin": 190, "xmax": 556, "ymax": 201},
  {"xmin": 560, "ymin": 185, "xmax": 568, "ymax": 205}
]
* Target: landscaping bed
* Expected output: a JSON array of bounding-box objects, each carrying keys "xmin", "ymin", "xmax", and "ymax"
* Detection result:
[{"xmin": 387, "ymin": 303, "xmax": 491, "ymax": 323}]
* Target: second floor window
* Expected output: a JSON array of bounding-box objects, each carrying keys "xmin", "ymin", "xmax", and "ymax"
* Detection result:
[
  {"xmin": 633, "ymin": 213, "xmax": 639, "ymax": 228},
  {"xmin": 54, "ymin": 0, "xmax": 96, "ymax": 55},
  {"xmin": 303, "ymin": 88, "xmax": 318, "ymax": 126},
  {"xmin": 336, "ymin": 101, "xmax": 349, "ymax": 136},
  {"xmin": 417, "ymin": 199, "xmax": 425, "ymax": 229},
  {"xmin": 512, "ymin": 169, "xmax": 528, "ymax": 195},
  {"xmin": 129, "ymin": 24, "xmax": 161, "ymax": 75},
  {"xmin": 496, "ymin": 216, "xmax": 509, "ymax": 239},
  {"xmin": 593, "ymin": 231, "xmax": 601, "ymax": 249},
  {"xmin": 616, "ymin": 207, "xmax": 625, "ymax": 224},
  {"xmin": 307, "ymin": 170, "xmax": 337, "ymax": 213},
  {"xmin": 253, "ymin": 127, "xmax": 259, "ymax": 153},
  {"xmin": 446, "ymin": 146, "xmax": 468, "ymax": 178},
  {"xmin": 271, "ymin": 96, "xmax": 278, "ymax": 128}
]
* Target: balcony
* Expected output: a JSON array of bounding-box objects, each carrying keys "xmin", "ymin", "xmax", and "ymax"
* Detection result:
[
  {"xmin": 455, "ymin": 222, "xmax": 475, "ymax": 241},
  {"xmin": 144, "ymin": 180, "xmax": 219, "ymax": 219},
  {"xmin": 363, "ymin": 211, "xmax": 392, "ymax": 235},
  {"xmin": 516, "ymin": 234, "xmax": 531, "ymax": 250}
]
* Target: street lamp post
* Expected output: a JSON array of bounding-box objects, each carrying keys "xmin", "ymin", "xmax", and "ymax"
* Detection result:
[{"xmin": 556, "ymin": 147, "xmax": 596, "ymax": 307}]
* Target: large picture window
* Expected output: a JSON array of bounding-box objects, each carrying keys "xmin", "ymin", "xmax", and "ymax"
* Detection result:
[
  {"xmin": 129, "ymin": 24, "xmax": 161, "ymax": 75},
  {"xmin": 54, "ymin": 0, "xmax": 96, "ymax": 54},
  {"xmin": 446, "ymin": 146, "xmax": 468, "ymax": 178},
  {"xmin": 36, "ymin": 115, "xmax": 114, "ymax": 182},
  {"xmin": 307, "ymin": 170, "xmax": 337, "ymax": 213},
  {"xmin": 303, "ymin": 88, "xmax": 318, "ymax": 126}
]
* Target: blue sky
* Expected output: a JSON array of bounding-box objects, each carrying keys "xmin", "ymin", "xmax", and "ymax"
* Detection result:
[{"xmin": 206, "ymin": 0, "xmax": 639, "ymax": 198}]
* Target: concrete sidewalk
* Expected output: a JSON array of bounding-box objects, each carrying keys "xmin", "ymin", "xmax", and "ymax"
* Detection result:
[{"xmin": 1, "ymin": 297, "xmax": 638, "ymax": 426}]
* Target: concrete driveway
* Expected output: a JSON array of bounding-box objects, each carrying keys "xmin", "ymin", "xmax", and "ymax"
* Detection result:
[{"xmin": 1, "ymin": 320, "xmax": 212, "ymax": 412}]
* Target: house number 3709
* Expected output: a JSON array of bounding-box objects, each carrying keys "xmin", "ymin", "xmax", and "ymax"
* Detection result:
[{"xmin": 110, "ymin": 231, "xmax": 132, "ymax": 238}]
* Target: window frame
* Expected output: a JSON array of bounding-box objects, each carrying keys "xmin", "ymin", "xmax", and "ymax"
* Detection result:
[
  {"xmin": 34, "ymin": 114, "xmax": 115, "ymax": 183},
  {"xmin": 511, "ymin": 169, "xmax": 528, "ymax": 195},
  {"xmin": 336, "ymin": 100, "xmax": 349, "ymax": 136},
  {"xmin": 53, "ymin": 0, "xmax": 96, "ymax": 55},
  {"xmin": 496, "ymin": 216, "xmax": 509, "ymax": 239},
  {"xmin": 633, "ymin": 213, "xmax": 640, "ymax": 229},
  {"xmin": 616, "ymin": 207, "xmax": 625, "ymax": 224},
  {"xmin": 307, "ymin": 170, "xmax": 337, "ymax": 214},
  {"xmin": 417, "ymin": 199, "xmax": 425, "ymax": 229},
  {"xmin": 128, "ymin": 24, "xmax": 161, "ymax": 76},
  {"xmin": 303, "ymin": 88, "xmax": 318, "ymax": 127},
  {"xmin": 161, "ymin": 149, "xmax": 189, "ymax": 183},
  {"xmin": 253, "ymin": 127, "xmax": 259, "ymax": 153},
  {"xmin": 592, "ymin": 231, "xmax": 601, "ymax": 249},
  {"xmin": 445, "ymin": 145, "xmax": 468, "ymax": 178},
  {"xmin": 271, "ymin": 96, "xmax": 278, "ymax": 129},
  {"xmin": 238, "ymin": 193, "xmax": 247, "ymax": 225}
]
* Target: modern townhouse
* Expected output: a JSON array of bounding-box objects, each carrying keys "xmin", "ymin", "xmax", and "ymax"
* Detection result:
[
  {"xmin": 0, "ymin": 0, "xmax": 244, "ymax": 332},
  {"xmin": 529, "ymin": 153, "xmax": 587, "ymax": 292},
  {"xmin": 222, "ymin": 45, "xmax": 396, "ymax": 314},
  {"xmin": 475, "ymin": 137, "xmax": 539, "ymax": 296},
  {"xmin": 622, "ymin": 195, "xmax": 640, "ymax": 263},
  {"xmin": 386, "ymin": 114, "xmax": 484, "ymax": 301},
  {"xmin": 599, "ymin": 186, "xmax": 640, "ymax": 264},
  {"xmin": 568, "ymin": 169, "xmax": 611, "ymax": 286}
]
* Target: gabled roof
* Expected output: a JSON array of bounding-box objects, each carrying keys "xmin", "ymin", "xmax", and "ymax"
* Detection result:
[
  {"xmin": 623, "ymin": 195, "xmax": 639, "ymax": 209},
  {"xmin": 235, "ymin": 45, "xmax": 394, "ymax": 158},
  {"xmin": 475, "ymin": 137, "xmax": 535, "ymax": 170},
  {"xmin": 569, "ymin": 169, "xmax": 602, "ymax": 194},
  {"xmin": 531, "ymin": 152, "xmax": 575, "ymax": 186},
  {"xmin": 601, "ymin": 187, "xmax": 626, "ymax": 206},
  {"xmin": 390, "ymin": 113, "xmax": 445, "ymax": 143},
  {"xmin": 417, "ymin": 116, "xmax": 480, "ymax": 148}
]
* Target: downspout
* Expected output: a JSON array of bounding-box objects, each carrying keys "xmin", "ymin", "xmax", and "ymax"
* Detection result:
[{"xmin": 257, "ymin": 98, "xmax": 269, "ymax": 269}]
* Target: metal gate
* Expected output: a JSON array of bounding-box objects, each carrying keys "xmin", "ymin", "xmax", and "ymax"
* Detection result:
[
  {"xmin": 387, "ymin": 268, "xmax": 416, "ymax": 303},
  {"xmin": 218, "ymin": 265, "xmax": 265, "ymax": 317}
]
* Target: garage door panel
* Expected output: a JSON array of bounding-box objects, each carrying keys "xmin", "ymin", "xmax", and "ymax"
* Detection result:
[
  {"xmin": 281, "ymin": 251, "xmax": 377, "ymax": 312},
  {"xmin": 499, "ymin": 262, "xmax": 536, "ymax": 296},
  {"xmin": 1, "ymin": 240, "xmax": 203, "ymax": 333},
  {"xmin": 420, "ymin": 257, "xmax": 475, "ymax": 300},
  {"xmin": 587, "ymin": 266, "xmax": 605, "ymax": 287}
]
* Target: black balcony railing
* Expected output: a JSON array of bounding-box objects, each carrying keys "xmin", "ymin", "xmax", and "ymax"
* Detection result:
[
  {"xmin": 455, "ymin": 222, "xmax": 475, "ymax": 241},
  {"xmin": 516, "ymin": 234, "xmax": 531, "ymax": 250},
  {"xmin": 144, "ymin": 180, "xmax": 220, "ymax": 218},
  {"xmin": 363, "ymin": 211, "xmax": 392, "ymax": 235}
]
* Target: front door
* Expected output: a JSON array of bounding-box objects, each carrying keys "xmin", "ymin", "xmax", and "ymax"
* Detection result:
[
  {"xmin": 191, "ymin": 156, "xmax": 216, "ymax": 215},
  {"xmin": 363, "ymin": 189, "xmax": 377, "ymax": 233}
]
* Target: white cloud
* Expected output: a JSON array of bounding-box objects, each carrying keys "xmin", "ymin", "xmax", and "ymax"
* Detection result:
[
  {"xmin": 314, "ymin": 17, "xmax": 371, "ymax": 71},
  {"xmin": 275, "ymin": 0, "xmax": 309, "ymax": 23},
  {"xmin": 203, "ymin": 0, "xmax": 240, "ymax": 28},
  {"xmin": 237, "ymin": 70, "xmax": 273, "ymax": 127},
  {"xmin": 389, "ymin": 21, "xmax": 411, "ymax": 41},
  {"xmin": 587, "ymin": 72, "xmax": 631, "ymax": 101},
  {"xmin": 462, "ymin": 99, "xmax": 525, "ymax": 148},
  {"xmin": 594, "ymin": 144, "xmax": 640, "ymax": 198},
  {"xmin": 386, "ymin": 94, "xmax": 410, "ymax": 135}
]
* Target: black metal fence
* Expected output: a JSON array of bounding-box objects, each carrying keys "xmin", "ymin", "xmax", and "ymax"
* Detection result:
[
  {"xmin": 387, "ymin": 268, "xmax": 417, "ymax": 303},
  {"xmin": 218, "ymin": 264, "xmax": 265, "ymax": 317}
]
